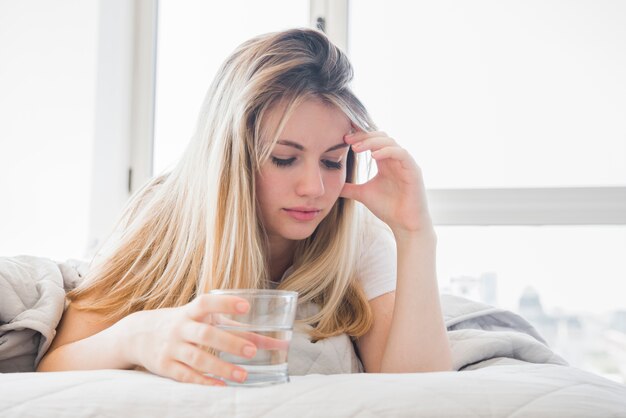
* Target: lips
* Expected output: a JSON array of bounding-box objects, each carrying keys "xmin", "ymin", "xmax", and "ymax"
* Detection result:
[{"xmin": 283, "ymin": 207, "xmax": 322, "ymax": 221}]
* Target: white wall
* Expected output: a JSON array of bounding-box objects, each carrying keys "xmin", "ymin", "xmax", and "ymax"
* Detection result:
[{"xmin": 0, "ymin": 0, "xmax": 98, "ymax": 260}]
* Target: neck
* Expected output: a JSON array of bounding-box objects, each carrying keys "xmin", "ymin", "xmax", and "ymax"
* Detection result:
[{"xmin": 267, "ymin": 236, "xmax": 296, "ymax": 282}]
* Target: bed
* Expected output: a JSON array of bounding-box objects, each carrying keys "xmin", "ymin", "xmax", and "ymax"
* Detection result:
[{"xmin": 1, "ymin": 256, "xmax": 625, "ymax": 417}]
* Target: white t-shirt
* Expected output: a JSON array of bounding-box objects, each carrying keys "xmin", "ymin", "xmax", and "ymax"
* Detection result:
[
  {"xmin": 356, "ymin": 220, "xmax": 397, "ymax": 300},
  {"xmin": 273, "ymin": 218, "xmax": 397, "ymax": 300}
]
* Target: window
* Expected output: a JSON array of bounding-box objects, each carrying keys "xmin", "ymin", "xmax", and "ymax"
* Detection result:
[
  {"xmin": 437, "ymin": 225, "xmax": 626, "ymax": 380},
  {"xmin": 349, "ymin": 0, "xmax": 626, "ymax": 382},
  {"xmin": 349, "ymin": 0, "xmax": 626, "ymax": 189}
]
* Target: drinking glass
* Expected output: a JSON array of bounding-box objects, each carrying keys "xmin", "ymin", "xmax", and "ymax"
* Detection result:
[{"xmin": 207, "ymin": 289, "xmax": 298, "ymax": 387}]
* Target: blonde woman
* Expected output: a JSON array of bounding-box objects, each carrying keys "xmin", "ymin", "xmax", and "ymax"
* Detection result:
[{"xmin": 38, "ymin": 28, "xmax": 452, "ymax": 385}]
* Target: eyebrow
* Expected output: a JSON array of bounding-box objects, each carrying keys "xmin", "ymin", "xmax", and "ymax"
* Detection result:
[{"xmin": 277, "ymin": 140, "xmax": 349, "ymax": 153}]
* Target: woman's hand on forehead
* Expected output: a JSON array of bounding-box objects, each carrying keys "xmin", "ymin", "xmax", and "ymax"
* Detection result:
[{"xmin": 340, "ymin": 124, "xmax": 434, "ymax": 237}]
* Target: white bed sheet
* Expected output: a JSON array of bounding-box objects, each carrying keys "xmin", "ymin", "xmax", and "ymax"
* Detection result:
[{"xmin": 1, "ymin": 362, "xmax": 625, "ymax": 417}]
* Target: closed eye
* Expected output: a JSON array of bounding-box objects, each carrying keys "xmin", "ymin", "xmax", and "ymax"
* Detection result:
[
  {"xmin": 271, "ymin": 157, "xmax": 295, "ymax": 167},
  {"xmin": 270, "ymin": 157, "xmax": 343, "ymax": 170},
  {"xmin": 323, "ymin": 160, "xmax": 342, "ymax": 170}
]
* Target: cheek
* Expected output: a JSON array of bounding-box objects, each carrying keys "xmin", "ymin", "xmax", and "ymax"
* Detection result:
[
  {"xmin": 256, "ymin": 169, "xmax": 287, "ymax": 211},
  {"xmin": 324, "ymin": 170, "xmax": 346, "ymax": 196},
  {"xmin": 255, "ymin": 173, "xmax": 273, "ymax": 212}
]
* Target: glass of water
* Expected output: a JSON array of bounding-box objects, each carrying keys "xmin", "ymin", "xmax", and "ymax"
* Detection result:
[{"xmin": 207, "ymin": 289, "xmax": 298, "ymax": 387}]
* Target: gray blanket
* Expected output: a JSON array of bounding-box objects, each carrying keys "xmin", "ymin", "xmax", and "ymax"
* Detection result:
[
  {"xmin": 288, "ymin": 294, "xmax": 567, "ymax": 375},
  {"xmin": 0, "ymin": 255, "xmax": 566, "ymax": 374},
  {"xmin": 0, "ymin": 256, "xmax": 85, "ymax": 372}
]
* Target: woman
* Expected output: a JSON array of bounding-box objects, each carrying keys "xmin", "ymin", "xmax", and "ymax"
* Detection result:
[{"xmin": 38, "ymin": 28, "xmax": 452, "ymax": 385}]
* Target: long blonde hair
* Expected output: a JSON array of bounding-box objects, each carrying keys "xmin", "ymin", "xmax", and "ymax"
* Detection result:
[{"xmin": 68, "ymin": 28, "xmax": 378, "ymax": 341}]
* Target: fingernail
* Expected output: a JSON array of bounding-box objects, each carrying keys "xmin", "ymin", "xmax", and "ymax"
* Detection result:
[
  {"xmin": 232, "ymin": 369, "xmax": 247, "ymax": 382},
  {"xmin": 243, "ymin": 345, "xmax": 256, "ymax": 358},
  {"xmin": 236, "ymin": 302, "xmax": 248, "ymax": 313}
]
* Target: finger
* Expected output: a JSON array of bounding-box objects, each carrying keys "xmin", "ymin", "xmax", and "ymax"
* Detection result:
[
  {"xmin": 349, "ymin": 121, "xmax": 364, "ymax": 135},
  {"xmin": 350, "ymin": 136, "xmax": 397, "ymax": 154},
  {"xmin": 179, "ymin": 321, "xmax": 257, "ymax": 359},
  {"xmin": 226, "ymin": 329, "xmax": 291, "ymax": 351},
  {"xmin": 339, "ymin": 182, "xmax": 363, "ymax": 202},
  {"xmin": 198, "ymin": 316, "xmax": 291, "ymax": 351},
  {"xmin": 174, "ymin": 342, "xmax": 249, "ymax": 384},
  {"xmin": 185, "ymin": 294, "xmax": 249, "ymax": 321},
  {"xmin": 166, "ymin": 359, "xmax": 227, "ymax": 386},
  {"xmin": 211, "ymin": 314, "xmax": 252, "ymax": 328},
  {"xmin": 344, "ymin": 130, "xmax": 389, "ymax": 143},
  {"xmin": 371, "ymin": 147, "xmax": 417, "ymax": 169}
]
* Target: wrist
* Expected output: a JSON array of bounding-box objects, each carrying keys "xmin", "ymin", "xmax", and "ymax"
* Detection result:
[
  {"xmin": 392, "ymin": 226, "xmax": 437, "ymax": 245},
  {"xmin": 114, "ymin": 312, "xmax": 140, "ymax": 368}
]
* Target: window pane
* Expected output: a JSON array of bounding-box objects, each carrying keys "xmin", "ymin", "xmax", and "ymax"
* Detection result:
[
  {"xmin": 436, "ymin": 225, "xmax": 626, "ymax": 382},
  {"xmin": 349, "ymin": 0, "xmax": 626, "ymax": 188},
  {"xmin": 0, "ymin": 0, "xmax": 97, "ymax": 259},
  {"xmin": 153, "ymin": 0, "xmax": 309, "ymax": 174}
]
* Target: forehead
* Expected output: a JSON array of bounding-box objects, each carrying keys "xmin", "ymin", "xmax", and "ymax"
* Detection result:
[{"xmin": 262, "ymin": 98, "xmax": 352, "ymax": 148}]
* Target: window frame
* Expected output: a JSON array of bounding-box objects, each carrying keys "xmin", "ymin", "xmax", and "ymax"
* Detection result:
[{"xmin": 88, "ymin": 0, "xmax": 157, "ymax": 257}]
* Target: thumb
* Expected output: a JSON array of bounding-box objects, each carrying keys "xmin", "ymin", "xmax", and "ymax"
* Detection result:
[{"xmin": 340, "ymin": 182, "xmax": 362, "ymax": 202}]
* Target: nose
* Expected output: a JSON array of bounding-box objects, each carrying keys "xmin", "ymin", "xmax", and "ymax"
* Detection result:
[{"xmin": 295, "ymin": 163, "xmax": 325, "ymax": 198}]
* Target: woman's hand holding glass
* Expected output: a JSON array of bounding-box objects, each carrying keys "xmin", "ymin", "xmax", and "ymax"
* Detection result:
[
  {"xmin": 341, "ymin": 127, "xmax": 435, "ymax": 239},
  {"xmin": 120, "ymin": 294, "xmax": 259, "ymax": 386}
]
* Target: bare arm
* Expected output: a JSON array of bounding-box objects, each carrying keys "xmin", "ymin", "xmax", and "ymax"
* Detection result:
[
  {"xmin": 355, "ymin": 231, "xmax": 451, "ymax": 373},
  {"xmin": 37, "ymin": 304, "xmax": 133, "ymax": 371},
  {"xmin": 342, "ymin": 127, "xmax": 452, "ymax": 373},
  {"xmin": 379, "ymin": 231, "xmax": 451, "ymax": 372},
  {"xmin": 37, "ymin": 295, "xmax": 263, "ymax": 386}
]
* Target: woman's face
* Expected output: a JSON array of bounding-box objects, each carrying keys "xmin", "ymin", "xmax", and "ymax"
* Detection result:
[{"xmin": 256, "ymin": 99, "xmax": 352, "ymax": 246}]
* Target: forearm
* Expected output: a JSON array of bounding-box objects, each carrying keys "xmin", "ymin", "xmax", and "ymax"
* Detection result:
[
  {"xmin": 379, "ymin": 230, "xmax": 452, "ymax": 373},
  {"xmin": 37, "ymin": 317, "xmax": 134, "ymax": 372}
]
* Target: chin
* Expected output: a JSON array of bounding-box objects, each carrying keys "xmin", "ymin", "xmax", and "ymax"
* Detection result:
[
  {"xmin": 279, "ymin": 224, "xmax": 319, "ymax": 241},
  {"xmin": 282, "ymin": 230, "xmax": 316, "ymax": 241}
]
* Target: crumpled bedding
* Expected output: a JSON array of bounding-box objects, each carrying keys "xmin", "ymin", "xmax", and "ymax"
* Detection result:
[
  {"xmin": 0, "ymin": 256, "xmax": 84, "ymax": 372},
  {"xmin": 287, "ymin": 293, "xmax": 568, "ymax": 376},
  {"xmin": 1, "ymin": 255, "xmax": 566, "ymax": 374}
]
